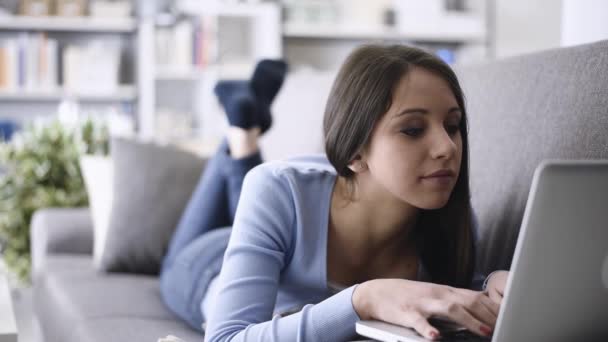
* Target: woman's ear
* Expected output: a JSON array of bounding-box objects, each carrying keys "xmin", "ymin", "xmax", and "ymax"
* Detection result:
[{"xmin": 347, "ymin": 155, "xmax": 368, "ymax": 173}]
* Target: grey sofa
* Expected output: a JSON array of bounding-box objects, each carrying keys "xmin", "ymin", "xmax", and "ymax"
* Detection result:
[{"xmin": 31, "ymin": 40, "xmax": 608, "ymax": 342}]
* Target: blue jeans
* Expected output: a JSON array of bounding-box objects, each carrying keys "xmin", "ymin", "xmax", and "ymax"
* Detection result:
[{"xmin": 160, "ymin": 140, "xmax": 263, "ymax": 332}]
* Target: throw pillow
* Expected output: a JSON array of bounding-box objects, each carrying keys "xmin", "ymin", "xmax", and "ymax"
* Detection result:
[{"xmin": 99, "ymin": 137, "xmax": 206, "ymax": 274}]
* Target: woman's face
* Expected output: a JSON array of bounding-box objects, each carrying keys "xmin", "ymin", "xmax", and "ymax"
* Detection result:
[{"xmin": 362, "ymin": 67, "xmax": 463, "ymax": 210}]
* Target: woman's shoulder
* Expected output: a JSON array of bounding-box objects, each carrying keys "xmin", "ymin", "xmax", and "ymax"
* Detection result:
[
  {"xmin": 247, "ymin": 154, "xmax": 337, "ymax": 185},
  {"xmin": 235, "ymin": 154, "xmax": 336, "ymax": 255}
]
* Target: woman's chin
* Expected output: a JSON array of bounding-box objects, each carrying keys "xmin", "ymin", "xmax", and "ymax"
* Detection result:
[{"xmin": 416, "ymin": 195, "xmax": 451, "ymax": 210}]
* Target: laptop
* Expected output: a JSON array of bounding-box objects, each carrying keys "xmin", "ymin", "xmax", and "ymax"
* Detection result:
[{"xmin": 356, "ymin": 160, "xmax": 608, "ymax": 341}]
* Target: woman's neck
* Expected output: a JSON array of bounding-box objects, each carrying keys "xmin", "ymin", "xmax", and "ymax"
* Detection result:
[{"xmin": 329, "ymin": 176, "xmax": 419, "ymax": 266}]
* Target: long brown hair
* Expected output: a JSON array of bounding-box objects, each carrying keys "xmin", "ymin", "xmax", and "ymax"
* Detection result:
[{"xmin": 323, "ymin": 44, "xmax": 475, "ymax": 288}]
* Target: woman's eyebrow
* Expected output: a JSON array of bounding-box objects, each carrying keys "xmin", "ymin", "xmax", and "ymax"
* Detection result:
[{"xmin": 394, "ymin": 107, "xmax": 462, "ymax": 117}]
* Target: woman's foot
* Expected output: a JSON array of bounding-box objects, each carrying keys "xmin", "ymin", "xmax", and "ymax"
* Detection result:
[
  {"xmin": 212, "ymin": 59, "xmax": 288, "ymax": 158},
  {"xmin": 251, "ymin": 59, "xmax": 288, "ymax": 133},
  {"xmin": 214, "ymin": 80, "xmax": 257, "ymax": 131}
]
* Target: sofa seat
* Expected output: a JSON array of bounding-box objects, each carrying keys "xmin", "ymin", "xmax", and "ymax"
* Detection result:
[{"xmin": 34, "ymin": 254, "xmax": 203, "ymax": 342}]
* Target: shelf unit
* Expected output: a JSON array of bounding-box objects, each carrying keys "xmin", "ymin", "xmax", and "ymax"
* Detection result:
[
  {"xmin": 281, "ymin": 0, "xmax": 489, "ymax": 69},
  {"xmin": 150, "ymin": 1, "xmax": 282, "ymax": 145},
  {"xmin": 282, "ymin": 22, "xmax": 485, "ymax": 43},
  {"xmin": 0, "ymin": 85, "xmax": 137, "ymax": 102},
  {"xmin": 150, "ymin": 0, "xmax": 488, "ymax": 145},
  {"xmin": 173, "ymin": 0, "xmax": 282, "ymax": 66},
  {"xmin": 0, "ymin": 16, "xmax": 136, "ymax": 33},
  {"xmin": 155, "ymin": 66, "xmax": 206, "ymax": 81},
  {"xmin": 154, "ymin": 62, "xmax": 254, "ymax": 81},
  {"xmin": 0, "ymin": 0, "xmax": 489, "ymax": 142},
  {"xmin": 0, "ymin": 14, "xmax": 145, "ymax": 135}
]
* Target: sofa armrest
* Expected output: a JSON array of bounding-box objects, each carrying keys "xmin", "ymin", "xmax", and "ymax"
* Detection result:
[{"xmin": 30, "ymin": 207, "xmax": 93, "ymax": 279}]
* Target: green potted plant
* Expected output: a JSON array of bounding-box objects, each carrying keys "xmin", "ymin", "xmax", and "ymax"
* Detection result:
[{"xmin": 0, "ymin": 119, "xmax": 108, "ymax": 284}]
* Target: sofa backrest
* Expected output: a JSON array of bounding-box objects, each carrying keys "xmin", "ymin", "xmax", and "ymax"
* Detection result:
[
  {"xmin": 260, "ymin": 67, "xmax": 335, "ymax": 160},
  {"xmin": 455, "ymin": 39, "xmax": 608, "ymax": 273}
]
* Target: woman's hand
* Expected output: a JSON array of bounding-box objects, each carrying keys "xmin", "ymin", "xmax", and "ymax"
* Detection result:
[
  {"xmin": 352, "ymin": 279, "xmax": 499, "ymax": 340},
  {"xmin": 484, "ymin": 271, "xmax": 509, "ymax": 305}
]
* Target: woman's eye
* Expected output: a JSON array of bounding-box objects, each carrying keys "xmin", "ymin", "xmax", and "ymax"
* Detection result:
[
  {"xmin": 401, "ymin": 128, "xmax": 424, "ymax": 136},
  {"xmin": 446, "ymin": 125, "xmax": 460, "ymax": 135}
]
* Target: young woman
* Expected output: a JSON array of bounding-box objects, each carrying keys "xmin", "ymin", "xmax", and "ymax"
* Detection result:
[{"xmin": 160, "ymin": 45, "xmax": 509, "ymax": 342}]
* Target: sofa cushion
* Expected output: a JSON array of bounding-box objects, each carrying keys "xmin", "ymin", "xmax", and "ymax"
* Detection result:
[
  {"xmin": 34, "ymin": 255, "xmax": 202, "ymax": 342},
  {"xmin": 100, "ymin": 137, "xmax": 207, "ymax": 275},
  {"xmin": 454, "ymin": 39, "xmax": 608, "ymax": 273}
]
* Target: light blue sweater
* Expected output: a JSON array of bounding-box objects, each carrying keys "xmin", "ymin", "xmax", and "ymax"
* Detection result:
[{"xmin": 203, "ymin": 155, "xmax": 484, "ymax": 342}]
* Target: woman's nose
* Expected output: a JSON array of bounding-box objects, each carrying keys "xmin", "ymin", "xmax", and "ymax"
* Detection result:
[{"xmin": 429, "ymin": 127, "xmax": 458, "ymax": 160}]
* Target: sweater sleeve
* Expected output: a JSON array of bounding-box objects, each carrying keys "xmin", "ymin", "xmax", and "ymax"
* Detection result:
[{"xmin": 203, "ymin": 166, "xmax": 361, "ymax": 342}]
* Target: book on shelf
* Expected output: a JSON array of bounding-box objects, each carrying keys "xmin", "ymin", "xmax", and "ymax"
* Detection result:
[
  {"xmin": 55, "ymin": 0, "xmax": 86, "ymax": 17},
  {"xmin": 0, "ymin": 34, "xmax": 122, "ymax": 95},
  {"xmin": 20, "ymin": 0, "xmax": 52, "ymax": 16},
  {"xmin": 62, "ymin": 41, "xmax": 121, "ymax": 94},
  {"xmin": 155, "ymin": 16, "xmax": 218, "ymax": 70},
  {"xmin": 0, "ymin": 33, "xmax": 58, "ymax": 91},
  {"xmin": 19, "ymin": 0, "xmax": 88, "ymax": 17}
]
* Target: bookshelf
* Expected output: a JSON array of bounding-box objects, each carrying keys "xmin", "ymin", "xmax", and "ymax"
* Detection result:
[
  {"xmin": 149, "ymin": 0, "xmax": 487, "ymax": 148},
  {"xmin": 0, "ymin": 85, "xmax": 136, "ymax": 101},
  {"xmin": 154, "ymin": 1, "xmax": 282, "ymax": 76},
  {"xmin": 150, "ymin": 1, "xmax": 282, "ymax": 146},
  {"xmin": 0, "ymin": 16, "xmax": 136, "ymax": 33},
  {"xmin": 0, "ymin": 12, "xmax": 143, "ymax": 136},
  {"xmin": 0, "ymin": 0, "xmax": 488, "ymax": 143},
  {"xmin": 282, "ymin": 21, "xmax": 485, "ymax": 43},
  {"xmin": 281, "ymin": 0, "xmax": 489, "ymax": 69},
  {"xmin": 154, "ymin": 63, "xmax": 254, "ymax": 81}
]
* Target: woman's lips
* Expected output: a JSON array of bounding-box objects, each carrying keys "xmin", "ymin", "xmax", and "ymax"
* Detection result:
[
  {"xmin": 424, "ymin": 169, "xmax": 455, "ymax": 178},
  {"xmin": 421, "ymin": 174, "xmax": 454, "ymax": 186}
]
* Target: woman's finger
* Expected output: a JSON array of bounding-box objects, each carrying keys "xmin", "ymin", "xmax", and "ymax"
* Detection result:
[
  {"xmin": 427, "ymin": 299, "xmax": 493, "ymax": 337},
  {"xmin": 456, "ymin": 288, "xmax": 501, "ymax": 317},
  {"xmin": 460, "ymin": 293, "xmax": 498, "ymax": 328},
  {"xmin": 400, "ymin": 312, "xmax": 441, "ymax": 341},
  {"xmin": 488, "ymin": 288, "xmax": 503, "ymax": 305}
]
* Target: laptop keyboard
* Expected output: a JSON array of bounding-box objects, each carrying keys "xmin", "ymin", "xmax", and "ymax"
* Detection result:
[{"xmin": 439, "ymin": 329, "xmax": 492, "ymax": 341}]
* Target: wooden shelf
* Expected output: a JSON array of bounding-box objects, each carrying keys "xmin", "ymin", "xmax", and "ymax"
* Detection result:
[
  {"xmin": 0, "ymin": 86, "xmax": 137, "ymax": 102},
  {"xmin": 176, "ymin": 0, "xmax": 278, "ymax": 17},
  {"xmin": 155, "ymin": 66, "xmax": 207, "ymax": 80},
  {"xmin": 283, "ymin": 15, "xmax": 486, "ymax": 43},
  {"xmin": 0, "ymin": 16, "xmax": 136, "ymax": 33},
  {"xmin": 155, "ymin": 62, "xmax": 254, "ymax": 80}
]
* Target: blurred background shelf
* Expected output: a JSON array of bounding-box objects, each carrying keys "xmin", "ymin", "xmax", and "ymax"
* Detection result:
[
  {"xmin": 155, "ymin": 67, "xmax": 206, "ymax": 81},
  {"xmin": 2, "ymin": 0, "xmax": 600, "ymax": 145},
  {"xmin": 0, "ymin": 16, "xmax": 136, "ymax": 33},
  {"xmin": 177, "ymin": 0, "xmax": 279, "ymax": 17},
  {"xmin": 154, "ymin": 62, "xmax": 260, "ymax": 81},
  {"xmin": 283, "ymin": 24, "xmax": 485, "ymax": 43},
  {"xmin": 0, "ymin": 5, "xmax": 143, "ymax": 135},
  {"xmin": 0, "ymin": 85, "xmax": 137, "ymax": 102}
]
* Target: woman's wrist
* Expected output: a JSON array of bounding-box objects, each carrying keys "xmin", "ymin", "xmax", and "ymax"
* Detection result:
[{"xmin": 352, "ymin": 280, "xmax": 374, "ymax": 320}]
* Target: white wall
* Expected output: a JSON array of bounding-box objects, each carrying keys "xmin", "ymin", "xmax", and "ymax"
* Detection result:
[
  {"xmin": 561, "ymin": 0, "xmax": 608, "ymax": 46},
  {"xmin": 493, "ymin": 0, "xmax": 608, "ymax": 59},
  {"xmin": 493, "ymin": 0, "xmax": 562, "ymax": 58}
]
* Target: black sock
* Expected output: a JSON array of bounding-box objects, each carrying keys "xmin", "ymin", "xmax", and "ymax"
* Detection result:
[
  {"xmin": 250, "ymin": 59, "xmax": 288, "ymax": 133},
  {"xmin": 214, "ymin": 80, "xmax": 256, "ymax": 130}
]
